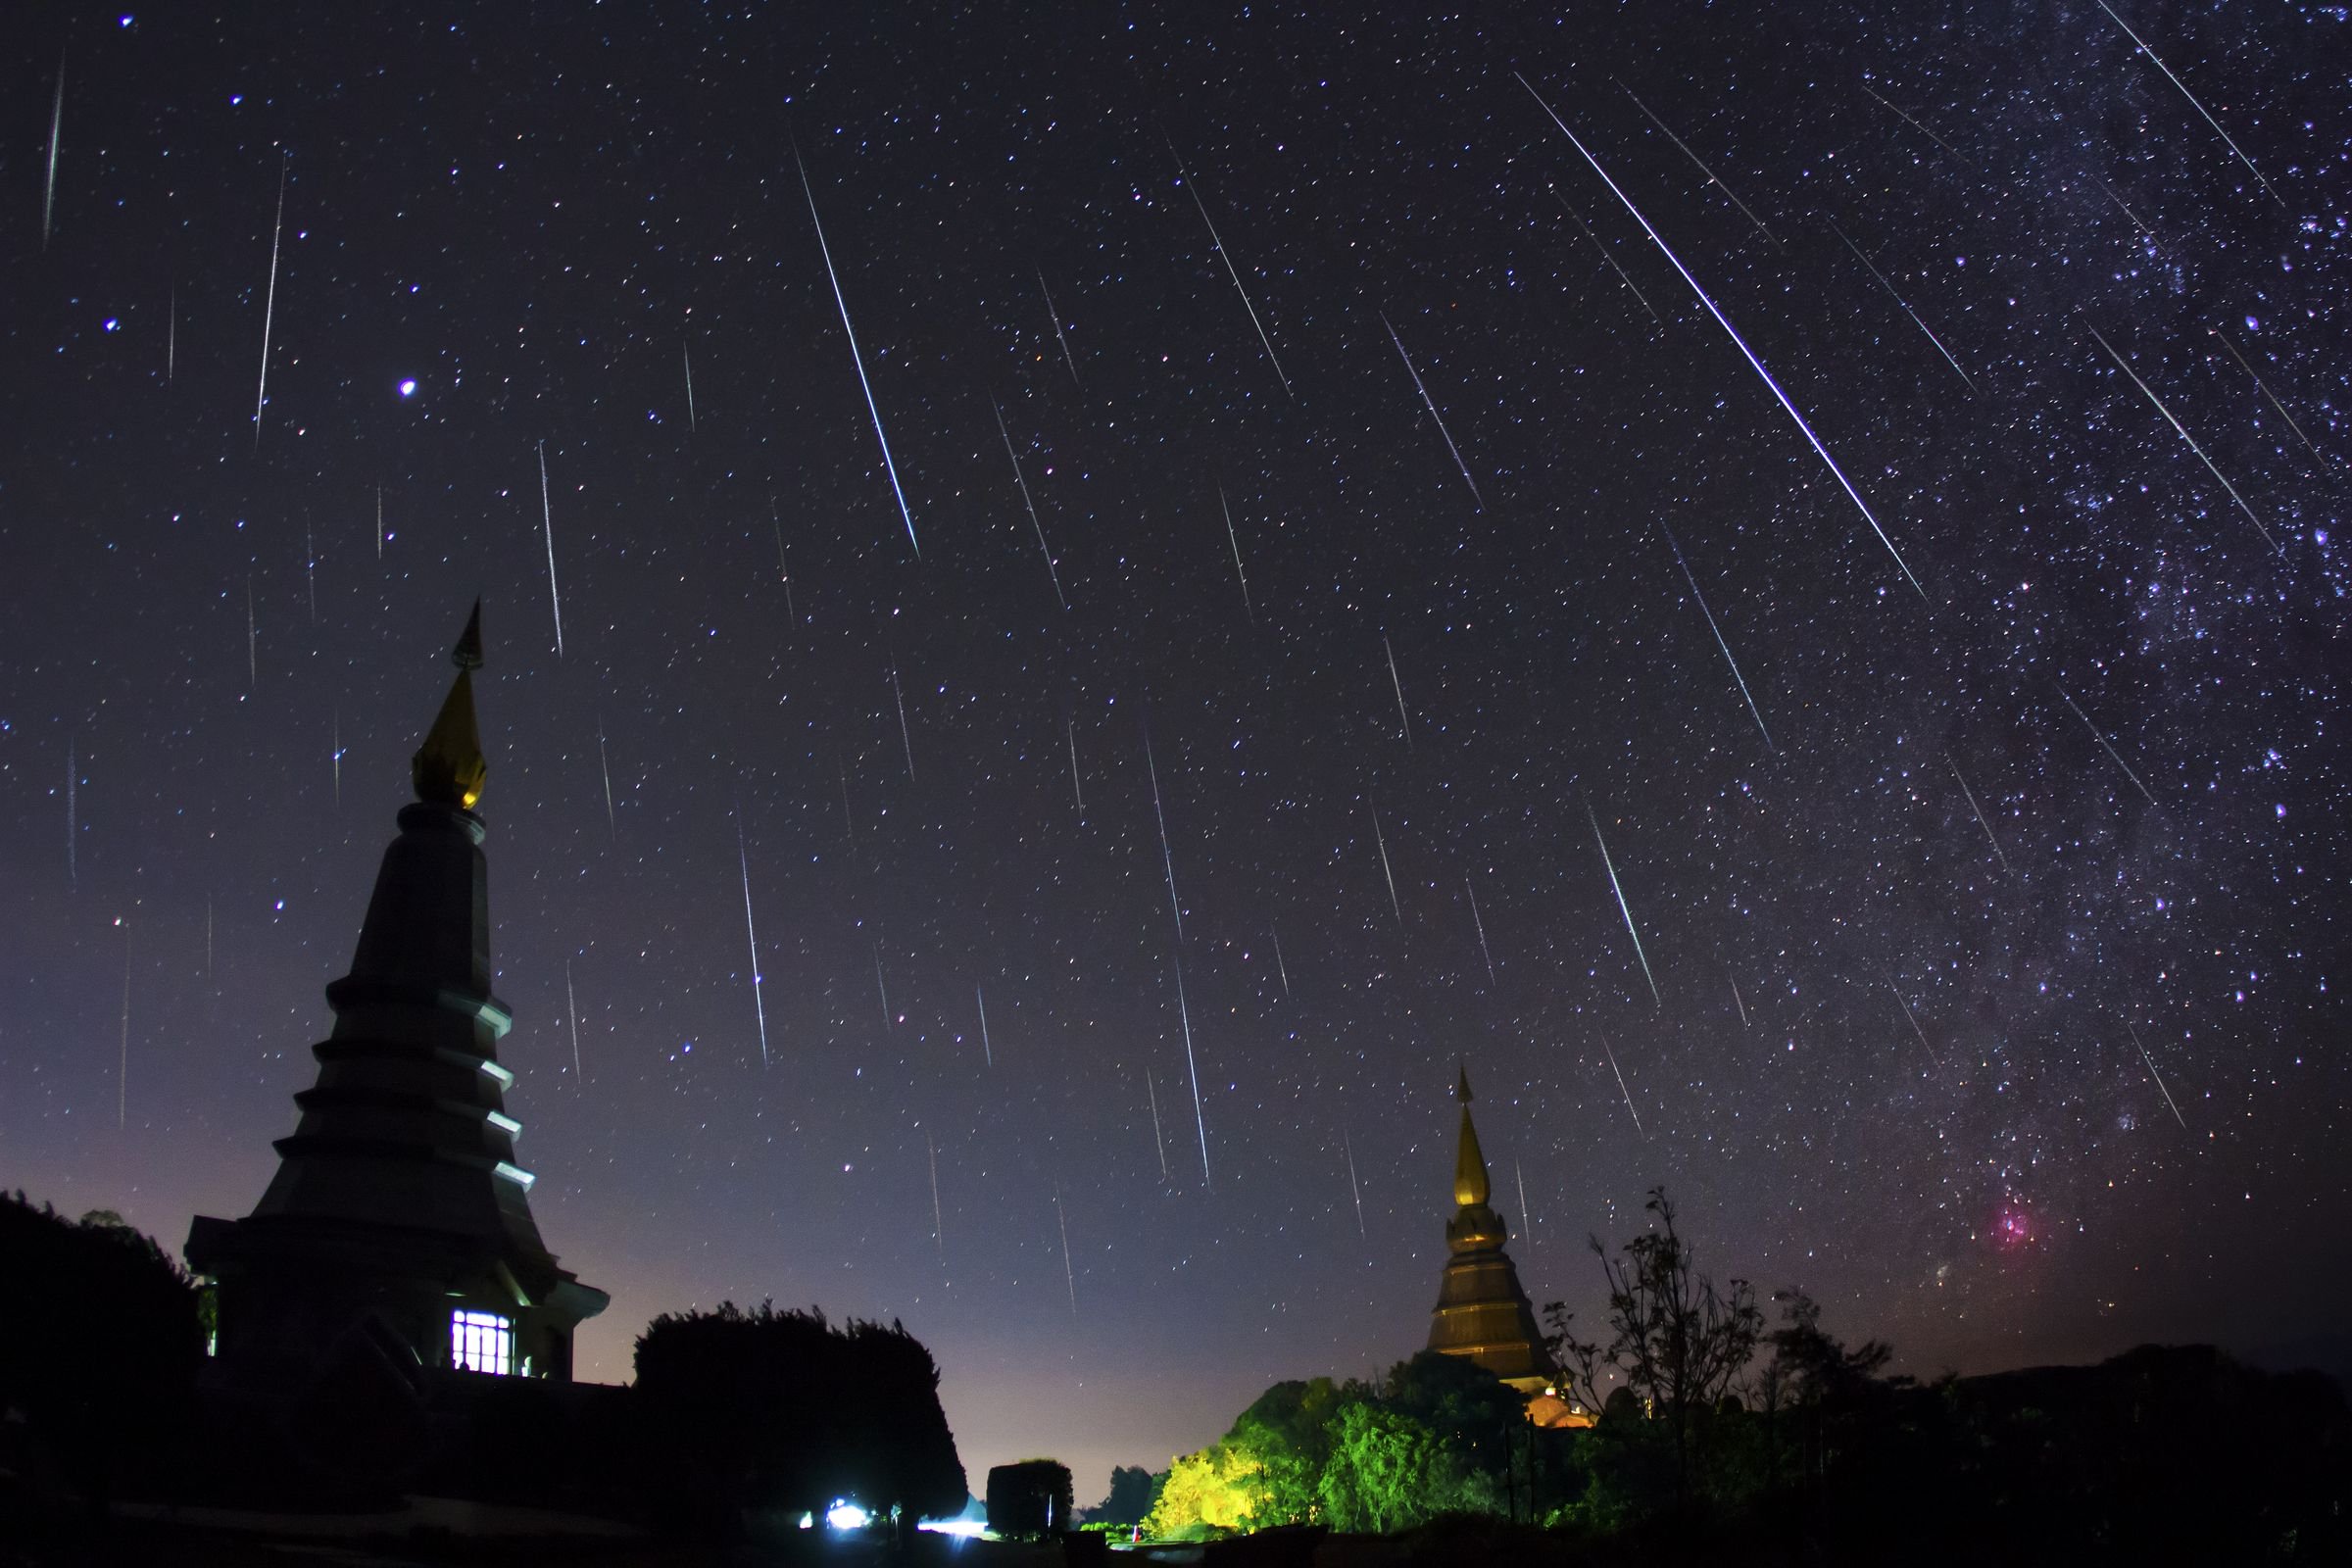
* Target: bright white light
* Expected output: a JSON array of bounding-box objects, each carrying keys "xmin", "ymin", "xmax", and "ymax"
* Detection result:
[
  {"xmin": 450, "ymin": 1309, "xmax": 512, "ymax": 1375},
  {"xmin": 919, "ymin": 1520, "xmax": 987, "ymax": 1539},
  {"xmin": 399, "ymin": 379, "xmax": 417, "ymax": 397},
  {"xmin": 826, "ymin": 1500, "xmax": 870, "ymax": 1532}
]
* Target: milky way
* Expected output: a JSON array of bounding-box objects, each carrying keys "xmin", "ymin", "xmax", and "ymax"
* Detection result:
[{"xmin": 2, "ymin": 5, "xmax": 2344, "ymax": 1502}]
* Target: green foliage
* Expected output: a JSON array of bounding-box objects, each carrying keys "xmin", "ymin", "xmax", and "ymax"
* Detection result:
[
  {"xmin": 1316, "ymin": 1400, "xmax": 1498, "ymax": 1533},
  {"xmin": 1144, "ymin": 1441, "xmax": 1263, "ymax": 1537}
]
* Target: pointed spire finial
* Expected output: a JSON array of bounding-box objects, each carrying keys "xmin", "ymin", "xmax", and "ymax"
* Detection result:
[
  {"xmin": 413, "ymin": 602, "xmax": 488, "ymax": 810},
  {"xmin": 1452, "ymin": 1060, "xmax": 1490, "ymax": 1209},
  {"xmin": 452, "ymin": 596, "xmax": 484, "ymax": 670}
]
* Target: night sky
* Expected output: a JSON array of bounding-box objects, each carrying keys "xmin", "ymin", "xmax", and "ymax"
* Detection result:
[{"xmin": 5, "ymin": 2, "xmax": 2346, "ymax": 1504}]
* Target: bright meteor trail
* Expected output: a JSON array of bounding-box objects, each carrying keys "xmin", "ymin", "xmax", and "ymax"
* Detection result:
[
  {"xmin": 1588, "ymin": 802, "xmax": 1661, "ymax": 1009},
  {"xmin": 1380, "ymin": 313, "xmax": 1483, "ymax": 512},
  {"xmin": 796, "ymin": 147, "xmax": 920, "ymax": 560},
  {"xmin": 2093, "ymin": 0, "xmax": 2278, "ymax": 205},
  {"xmin": 2083, "ymin": 320, "xmax": 2277, "ymax": 552},
  {"xmin": 1170, "ymin": 145, "xmax": 1294, "ymax": 401},
  {"xmin": 1518, "ymin": 74, "xmax": 1927, "ymax": 600},
  {"xmin": 1656, "ymin": 519, "xmax": 1773, "ymax": 751}
]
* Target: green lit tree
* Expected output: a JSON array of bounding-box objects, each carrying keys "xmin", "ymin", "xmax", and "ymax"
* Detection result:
[{"xmin": 1315, "ymin": 1401, "xmax": 1496, "ymax": 1533}]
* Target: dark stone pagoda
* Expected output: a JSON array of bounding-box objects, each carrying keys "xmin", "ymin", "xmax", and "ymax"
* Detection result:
[
  {"xmin": 1426, "ymin": 1066, "xmax": 1555, "ymax": 1395},
  {"xmin": 187, "ymin": 604, "xmax": 606, "ymax": 1394}
]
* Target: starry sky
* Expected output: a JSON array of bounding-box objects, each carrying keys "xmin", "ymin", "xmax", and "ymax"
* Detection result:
[{"xmin": 4, "ymin": 1, "xmax": 2346, "ymax": 1505}]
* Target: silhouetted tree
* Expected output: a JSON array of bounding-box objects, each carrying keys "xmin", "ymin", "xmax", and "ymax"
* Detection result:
[
  {"xmin": 632, "ymin": 1301, "xmax": 963, "ymax": 1539},
  {"xmin": 1556, "ymin": 1187, "xmax": 1760, "ymax": 1510},
  {"xmin": 0, "ymin": 1195, "xmax": 204, "ymax": 1518},
  {"xmin": 1759, "ymin": 1290, "xmax": 1894, "ymax": 1489},
  {"xmin": 1089, "ymin": 1463, "xmax": 1160, "ymax": 1527},
  {"xmin": 987, "ymin": 1457, "xmax": 1074, "ymax": 1539}
]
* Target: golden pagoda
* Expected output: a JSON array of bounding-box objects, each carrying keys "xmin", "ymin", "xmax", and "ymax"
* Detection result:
[{"xmin": 1426, "ymin": 1066, "xmax": 1555, "ymax": 1395}]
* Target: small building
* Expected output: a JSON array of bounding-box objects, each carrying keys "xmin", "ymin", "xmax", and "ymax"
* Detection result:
[{"xmin": 187, "ymin": 605, "xmax": 606, "ymax": 1396}]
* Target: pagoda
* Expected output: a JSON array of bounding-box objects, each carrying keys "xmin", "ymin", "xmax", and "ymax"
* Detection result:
[
  {"xmin": 188, "ymin": 604, "xmax": 606, "ymax": 1391},
  {"xmin": 1425, "ymin": 1066, "xmax": 1554, "ymax": 1395}
]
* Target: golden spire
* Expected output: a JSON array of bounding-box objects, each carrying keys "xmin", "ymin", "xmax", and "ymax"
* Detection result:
[
  {"xmin": 1453, "ymin": 1062, "xmax": 1491, "ymax": 1208},
  {"xmin": 412, "ymin": 600, "xmax": 487, "ymax": 810}
]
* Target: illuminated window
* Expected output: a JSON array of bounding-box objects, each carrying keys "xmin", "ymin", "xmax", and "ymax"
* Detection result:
[{"xmin": 451, "ymin": 1309, "xmax": 513, "ymax": 1375}]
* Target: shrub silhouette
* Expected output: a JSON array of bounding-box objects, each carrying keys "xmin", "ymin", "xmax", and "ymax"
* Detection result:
[
  {"xmin": 0, "ymin": 1195, "xmax": 204, "ymax": 1516},
  {"xmin": 633, "ymin": 1300, "xmax": 963, "ymax": 1538}
]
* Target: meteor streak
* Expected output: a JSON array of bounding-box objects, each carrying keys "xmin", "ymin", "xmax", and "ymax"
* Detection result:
[
  {"xmin": 1054, "ymin": 1184, "xmax": 1077, "ymax": 1313},
  {"xmin": 874, "ymin": 945, "xmax": 892, "ymax": 1026},
  {"xmin": 2209, "ymin": 327, "xmax": 2327, "ymax": 467},
  {"xmin": 682, "ymin": 340, "xmax": 698, "ymax": 432},
  {"xmin": 2128, "ymin": 1020, "xmax": 2187, "ymax": 1129},
  {"xmin": 738, "ymin": 825, "xmax": 769, "ymax": 1066},
  {"xmin": 1038, "ymin": 269, "xmax": 1081, "ymax": 388},
  {"xmin": 976, "ymin": 986, "xmax": 994, "ymax": 1067},
  {"xmin": 1588, "ymin": 804, "xmax": 1661, "ymax": 1009},
  {"xmin": 1945, "ymin": 749, "xmax": 2010, "ymax": 873},
  {"xmin": 1520, "ymin": 75, "xmax": 1927, "ymax": 599},
  {"xmin": 796, "ymin": 147, "xmax": 920, "ymax": 558},
  {"xmin": 1729, "ymin": 968, "xmax": 1749, "ymax": 1028},
  {"xmin": 1170, "ymin": 146, "xmax": 1294, "ymax": 399},
  {"xmin": 2059, "ymin": 686, "xmax": 2158, "ymax": 808},
  {"xmin": 1175, "ymin": 959, "xmax": 1212, "ymax": 1189},
  {"xmin": 1384, "ymin": 636, "xmax": 1412, "ymax": 746},
  {"xmin": 1858, "ymin": 82, "xmax": 1972, "ymax": 166},
  {"xmin": 1600, "ymin": 1036, "xmax": 1646, "ymax": 1139},
  {"xmin": 1656, "ymin": 518, "xmax": 1774, "ymax": 750},
  {"xmin": 890, "ymin": 662, "xmax": 915, "ymax": 782},
  {"xmin": 42, "ymin": 53, "xmax": 63, "ymax": 251},
  {"xmin": 1066, "ymin": 718, "xmax": 1085, "ymax": 813},
  {"xmin": 1219, "ymin": 488, "xmax": 1255, "ymax": 624},
  {"xmin": 1828, "ymin": 219, "xmax": 1976, "ymax": 394},
  {"xmin": 2088, "ymin": 324, "xmax": 2267, "ymax": 552},
  {"xmin": 1465, "ymin": 878, "xmax": 1497, "ymax": 984},
  {"xmin": 564, "ymin": 959, "xmax": 584, "ymax": 1085},
  {"xmin": 1271, "ymin": 924, "xmax": 1291, "ymax": 996},
  {"xmin": 991, "ymin": 396, "xmax": 1067, "ymax": 610},
  {"xmin": 2093, "ymin": 0, "xmax": 2278, "ymax": 204},
  {"xmin": 1145, "ymin": 729, "xmax": 1184, "ymax": 942},
  {"xmin": 1515, "ymin": 1160, "xmax": 1536, "ymax": 1248},
  {"xmin": 1370, "ymin": 803, "xmax": 1403, "ymax": 927},
  {"xmin": 770, "ymin": 498, "xmax": 798, "ymax": 623},
  {"xmin": 1146, "ymin": 1072, "xmax": 1170, "ymax": 1183},
  {"xmin": 253, "ymin": 153, "xmax": 287, "ymax": 450},
  {"xmin": 596, "ymin": 717, "xmax": 616, "ymax": 837},
  {"xmin": 1344, "ymin": 1128, "xmax": 1366, "ymax": 1238},
  {"xmin": 537, "ymin": 442, "xmax": 565, "ymax": 656},
  {"xmin": 1887, "ymin": 974, "xmax": 1941, "ymax": 1068},
  {"xmin": 928, "ymin": 1133, "xmax": 946, "ymax": 1264},
  {"xmin": 1552, "ymin": 192, "xmax": 1659, "ymax": 322},
  {"xmin": 1619, "ymin": 81, "xmax": 1778, "ymax": 248},
  {"xmin": 1379, "ymin": 313, "xmax": 1483, "ymax": 511}
]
